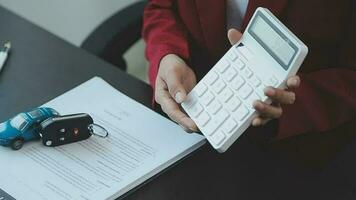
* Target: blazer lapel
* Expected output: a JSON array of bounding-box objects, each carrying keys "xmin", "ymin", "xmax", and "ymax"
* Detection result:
[{"xmin": 194, "ymin": 0, "xmax": 230, "ymax": 62}]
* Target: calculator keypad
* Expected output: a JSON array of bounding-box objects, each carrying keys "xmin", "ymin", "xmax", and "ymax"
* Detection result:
[
  {"xmin": 206, "ymin": 71, "xmax": 219, "ymax": 85},
  {"xmin": 207, "ymin": 100, "xmax": 222, "ymax": 114},
  {"xmin": 196, "ymin": 111, "xmax": 211, "ymax": 126},
  {"xmin": 223, "ymin": 67, "xmax": 238, "ymax": 82},
  {"xmin": 212, "ymin": 79, "xmax": 226, "ymax": 93},
  {"xmin": 201, "ymin": 91, "xmax": 215, "ymax": 106},
  {"xmin": 231, "ymin": 76, "xmax": 245, "ymax": 90},
  {"xmin": 182, "ymin": 47, "xmax": 278, "ymax": 151},
  {"xmin": 195, "ymin": 83, "xmax": 208, "ymax": 97},
  {"xmin": 211, "ymin": 131, "xmax": 226, "ymax": 145}
]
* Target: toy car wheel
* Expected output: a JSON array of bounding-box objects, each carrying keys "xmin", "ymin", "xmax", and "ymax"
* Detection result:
[{"xmin": 11, "ymin": 138, "xmax": 24, "ymax": 150}]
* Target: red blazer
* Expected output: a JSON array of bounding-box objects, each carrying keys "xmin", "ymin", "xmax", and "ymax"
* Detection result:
[{"xmin": 142, "ymin": 0, "xmax": 356, "ymax": 139}]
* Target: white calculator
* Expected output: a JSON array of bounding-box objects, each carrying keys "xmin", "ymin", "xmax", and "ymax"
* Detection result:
[{"xmin": 182, "ymin": 7, "xmax": 308, "ymax": 153}]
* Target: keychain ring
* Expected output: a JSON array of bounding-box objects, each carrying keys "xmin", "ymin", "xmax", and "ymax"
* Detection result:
[{"xmin": 88, "ymin": 124, "xmax": 109, "ymax": 138}]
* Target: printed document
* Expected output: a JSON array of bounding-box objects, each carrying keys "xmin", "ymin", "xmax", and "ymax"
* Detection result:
[{"xmin": 0, "ymin": 77, "xmax": 205, "ymax": 200}]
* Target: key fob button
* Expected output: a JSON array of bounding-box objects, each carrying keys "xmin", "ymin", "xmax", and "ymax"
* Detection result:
[
  {"xmin": 45, "ymin": 140, "xmax": 52, "ymax": 146},
  {"xmin": 73, "ymin": 128, "xmax": 79, "ymax": 135}
]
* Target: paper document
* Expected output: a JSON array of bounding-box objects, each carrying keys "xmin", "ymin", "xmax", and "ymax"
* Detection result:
[{"xmin": 0, "ymin": 77, "xmax": 205, "ymax": 200}]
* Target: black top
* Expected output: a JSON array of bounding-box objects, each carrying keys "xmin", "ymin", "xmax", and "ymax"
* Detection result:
[{"xmin": 0, "ymin": 6, "xmax": 355, "ymax": 200}]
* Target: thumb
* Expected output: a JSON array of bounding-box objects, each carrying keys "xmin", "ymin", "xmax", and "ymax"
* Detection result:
[
  {"xmin": 165, "ymin": 73, "xmax": 187, "ymax": 104},
  {"xmin": 228, "ymin": 28, "xmax": 243, "ymax": 45}
]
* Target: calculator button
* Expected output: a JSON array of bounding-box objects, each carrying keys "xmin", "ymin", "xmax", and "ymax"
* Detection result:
[
  {"xmin": 257, "ymin": 84, "xmax": 266, "ymax": 95},
  {"xmin": 238, "ymin": 84, "xmax": 253, "ymax": 99},
  {"xmin": 222, "ymin": 118, "xmax": 238, "ymax": 134},
  {"xmin": 217, "ymin": 59, "xmax": 230, "ymax": 73},
  {"xmin": 228, "ymin": 50, "xmax": 238, "ymax": 61},
  {"xmin": 234, "ymin": 59, "xmax": 245, "ymax": 70},
  {"xmin": 223, "ymin": 67, "xmax": 237, "ymax": 82},
  {"xmin": 205, "ymin": 109, "xmax": 229, "ymax": 136},
  {"xmin": 205, "ymin": 71, "xmax": 219, "ymax": 85},
  {"xmin": 189, "ymin": 102, "xmax": 204, "ymax": 118},
  {"xmin": 250, "ymin": 75, "xmax": 262, "ymax": 87},
  {"xmin": 212, "ymin": 79, "xmax": 226, "ymax": 94},
  {"xmin": 201, "ymin": 91, "xmax": 215, "ymax": 106},
  {"xmin": 231, "ymin": 76, "xmax": 245, "ymax": 90},
  {"xmin": 266, "ymin": 76, "xmax": 279, "ymax": 87},
  {"xmin": 207, "ymin": 100, "xmax": 222, "ymax": 114},
  {"xmin": 196, "ymin": 111, "xmax": 211, "ymax": 127},
  {"xmin": 227, "ymin": 97, "xmax": 241, "ymax": 112},
  {"xmin": 183, "ymin": 94, "xmax": 197, "ymax": 109},
  {"xmin": 246, "ymin": 92, "xmax": 261, "ymax": 109},
  {"xmin": 237, "ymin": 46, "xmax": 253, "ymax": 60},
  {"xmin": 255, "ymin": 92, "xmax": 262, "ymax": 99},
  {"xmin": 235, "ymin": 106, "xmax": 249, "ymax": 121},
  {"xmin": 210, "ymin": 131, "xmax": 226, "ymax": 146},
  {"xmin": 195, "ymin": 83, "xmax": 208, "ymax": 97},
  {"xmin": 242, "ymin": 67, "xmax": 253, "ymax": 78},
  {"xmin": 221, "ymin": 88, "xmax": 234, "ymax": 103}
]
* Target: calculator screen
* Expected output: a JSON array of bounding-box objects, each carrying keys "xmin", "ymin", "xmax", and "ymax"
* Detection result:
[{"xmin": 248, "ymin": 11, "xmax": 298, "ymax": 70}]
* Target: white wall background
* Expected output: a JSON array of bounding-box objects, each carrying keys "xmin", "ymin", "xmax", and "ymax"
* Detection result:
[{"xmin": 0, "ymin": 0, "xmax": 148, "ymax": 82}]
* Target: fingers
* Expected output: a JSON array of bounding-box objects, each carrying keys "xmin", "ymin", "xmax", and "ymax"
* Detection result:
[
  {"xmin": 253, "ymin": 101, "xmax": 283, "ymax": 119},
  {"xmin": 251, "ymin": 101, "xmax": 281, "ymax": 127},
  {"xmin": 252, "ymin": 117, "xmax": 270, "ymax": 126},
  {"xmin": 179, "ymin": 125, "xmax": 194, "ymax": 133},
  {"xmin": 155, "ymin": 78, "xmax": 198, "ymax": 132},
  {"xmin": 286, "ymin": 75, "xmax": 300, "ymax": 89},
  {"xmin": 166, "ymin": 107, "xmax": 198, "ymax": 132},
  {"xmin": 227, "ymin": 28, "xmax": 243, "ymax": 45},
  {"xmin": 264, "ymin": 87, "xmax": 296, "ymax": 104},
  {"xmin": 161, "ymin": 97, "xmax": 198, "ymax": 132},
  {"xmin": 250, "ymin": 76, "xmax": 300, "ymax": 127},
  {"xmin": 164, "ymin": 73, "xmax": 187, "ymax": 103}
]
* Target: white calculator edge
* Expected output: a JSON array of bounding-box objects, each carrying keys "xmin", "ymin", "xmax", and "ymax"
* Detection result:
[{"xmin": 182, "ymin": 7, "xmax": 308, "ymax": 153}]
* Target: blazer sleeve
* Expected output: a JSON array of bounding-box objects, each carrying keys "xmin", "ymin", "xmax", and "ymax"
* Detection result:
[
  {"xmin": 142, "ymin": 0, "xmax": 190, "ymax": 88},
  {"xmin": 276, "ymin": 8, "xmax": 356, "ymax": 139},
  {"xmin": 277, "ymin": 68, "xmax": 356, "ymax": 139}
]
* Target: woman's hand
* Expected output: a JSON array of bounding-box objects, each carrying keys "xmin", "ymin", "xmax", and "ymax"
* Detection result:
[
  {"xmin": 155, "ymin": 54, "xmax": 198, "ymax": 132},
  {"xmin": 227, "ymin": 29, "xmax": 301, "ymax": 126}
]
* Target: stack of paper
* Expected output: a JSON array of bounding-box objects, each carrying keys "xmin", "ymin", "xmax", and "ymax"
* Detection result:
[{"xmin": 0, "ymin": 77, "xmax": 205, "ymax": 200}]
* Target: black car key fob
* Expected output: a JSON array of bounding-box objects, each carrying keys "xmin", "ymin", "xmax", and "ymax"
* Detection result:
[{"xmin": 40, "ymin": 113, "xmax": 94, "ymax": 147}]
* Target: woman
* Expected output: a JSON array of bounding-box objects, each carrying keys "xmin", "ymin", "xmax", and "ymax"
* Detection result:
[{"xmin": 143, "ymin": 0, "xmax": 356, "ymax": 139}]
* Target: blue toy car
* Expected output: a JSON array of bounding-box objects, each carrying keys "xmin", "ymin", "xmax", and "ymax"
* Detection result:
[{"xmin": 0, "ymin": 107, "xmax": 59, "ymax": 150}]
